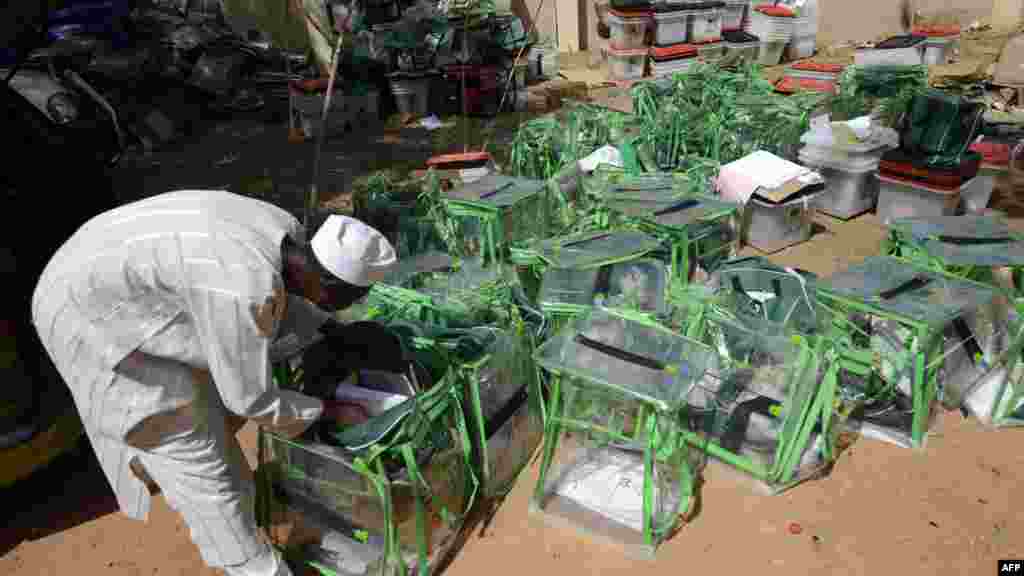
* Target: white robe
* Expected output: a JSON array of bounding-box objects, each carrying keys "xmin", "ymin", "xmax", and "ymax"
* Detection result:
[{"xmin": 31, "ymin": 190, "xmax": 327, "ymax": 568}]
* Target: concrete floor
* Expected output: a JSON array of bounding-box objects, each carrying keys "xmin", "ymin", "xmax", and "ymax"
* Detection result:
[{"xmin": 2, "ymin": 103, "xmax": 1024, "ymax": 576}]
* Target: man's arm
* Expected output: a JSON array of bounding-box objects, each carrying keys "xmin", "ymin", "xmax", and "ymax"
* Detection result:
[{"xmin": 190, "ymin": 285, "xmax": 323, "ymax": 438}]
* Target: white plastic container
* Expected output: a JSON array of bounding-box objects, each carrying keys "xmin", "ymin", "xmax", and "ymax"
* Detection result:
[
  {"xmin": 853, "ymin": 35, "xmax": 926, "ymax": 67},
  {"xmin": 875, "ymin": 173, "xmax": 971, "ymax": 224},
  {"xmin": 758, "ymin": 39, "xmax": 787, "ymax": 65},
  {"xmin": 652, "ymin": 8, "xmax": 692, "ymax": 45},
  {"xmin": 745, "ymin": 8, "xmax": 795, "ymax": 42},
  {"xmin": 962, "ymin": 165, "xmax": 1002, "ymax": 213},
  {"xmin": 689, "ymin": 8, "xmax": 724, "ymax": 43},
  {"xmin": 651, "ymin": 56, "xmax": 698, "ymax": 76},
  {"xmin": 799, "ymin": 148, "xmax": 880, "ymax": 219},
  {"xmin": 723, "ymin": 30, "xmax": 760, "ymax": 63},
  {"xmin": 698, "ymin": 41, "xmax": 727, "ymax": 62},
  {"xmin": 390, "ymin": 76, "xmax": 430, "ymax": 116},
  {"xmin": 922, "ymin": 35, "xmax": 960, "ymax": 66},
  {"xmin": 742, "ymin": 192, "xmax": 821, "ymax": 253},
  {"xmin": 650, "ymin": 44, "xmax": 700, "ymax": 76},
  {"xmin": 608, "ymin": 10, "xmax": 651, "ymax": 50},
  {"xmin": 722, "ymin": 1, "xmax": 746, "ymax": 30},
  {"xmin": 799, "ymin": 125, "xmax": 900, "ymax": 160},
  {"xmin": 787, "ymin": 33, "xmax": 815, "ymax": 59},
  {"xmin": 608, "ymin": 47, "xmax": 648, "ymax": 80}
]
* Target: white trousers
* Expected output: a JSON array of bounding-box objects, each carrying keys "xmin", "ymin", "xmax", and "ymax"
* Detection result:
[{"xmin": 121, "ymin": 353, "xmax": 293, "ymax": 576}]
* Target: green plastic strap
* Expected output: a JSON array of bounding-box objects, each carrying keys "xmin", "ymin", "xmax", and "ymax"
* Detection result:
[
  {"xmin": 400, "ymin": 444, "xmax": 429, "ymax": 576},
  {"xmin": 771, "ymin": 342, "xmax": 816, "ymax": 483},
  {"xmin": 641, "ymin": 414, "xmax": 656, "ymax": 547},
  {"xmin": 534, "ymin": 375, "xmax": 564, "ymax": 504}
]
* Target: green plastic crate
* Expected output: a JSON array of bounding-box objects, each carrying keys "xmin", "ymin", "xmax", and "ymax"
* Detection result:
[{"xmin": 530, "ymin": 308, "xmax": 711, "ymax": 558}]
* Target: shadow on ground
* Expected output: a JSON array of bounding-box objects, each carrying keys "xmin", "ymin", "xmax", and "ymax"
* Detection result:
[{"xmin": 0, "ymin": 439, "xmax": 119, "ymax": 559}]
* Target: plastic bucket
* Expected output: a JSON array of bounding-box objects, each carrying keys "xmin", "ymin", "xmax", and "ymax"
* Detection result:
[{"xmin": 391, "ymin": 77, "xmax": 430, "ymax": 116}]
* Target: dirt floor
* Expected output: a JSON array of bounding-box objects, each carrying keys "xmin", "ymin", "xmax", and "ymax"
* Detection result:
[{"xmin": 2, "ymin": 99, "xmax": 1024, "ymax": 576}]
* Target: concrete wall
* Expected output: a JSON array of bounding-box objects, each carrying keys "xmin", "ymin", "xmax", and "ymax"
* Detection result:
[
  {"xmin": 818, "ymin": 0, "xmax": 995, "ymax": 46},
  {"xmin": 515, "ymin": 0, "xmax": 1004, "ymax": 53}
]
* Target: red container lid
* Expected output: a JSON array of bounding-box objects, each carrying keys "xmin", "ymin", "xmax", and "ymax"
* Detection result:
[
  {"xmin": 911, "ymin": 24, "xmax": 961, "ymax": 37},
  {"xmin": 755, "ymin": 4, "xmax": 795, "ymax": 17},
  {"xmin": 970, "ymin": 141, "xmax": 1011, "ymax": 166},
  {"xmin": 650, "ymin": 44, "xmax": 699, "ymax": 60},
  {"xmin": 877, "ymin": 171, "xmax": 964, "ymax": 194},
  {"xmin": 609, "ymin": 8, "xmax": 652, "ymax": 18},
  {"xmin": 789, "ymin": 61, "xmax": 846, "ymax": 74},
  {"xmin": 426, "ymin": 151, "xmax": 492, "ymax": 168},
  {"xmin": 775, "ymin": 76, "xmax": 835, "ymax": 94}
]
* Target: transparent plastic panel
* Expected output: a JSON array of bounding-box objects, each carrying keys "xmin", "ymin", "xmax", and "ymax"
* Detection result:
[
  {"xmin": 260, "ymin": 430, "xmax": 470, "ymax": 576},
  {"xmin": 481, "ymin": 392, "xmax": 543, "ymax": 496},
  {"xmin": 941, "ymin": 298, "xmax": 1020, "ymax": 410},
  {"xmin": 888, "ymin": 215, "xmax": 1024, "ymax": 267},
  {"xmin": 821, "ymin": 256, "xmax": 997, "ymax": 327},
  {"xmin": 538, "ymin": 230, "xmax": 663, "ymax": 270},
  {"xmin": 962, "ymin": 312, "xmax": 1024, "ymax": 427},
  {"xmin": 686, "ymin": 314, "xmax": 831, "ymax": 487},
  {"xmin": 534, "ymin": 309, "xmax": 713, "ymax": 411},
  {"xmin": 711, "ymin": 257, "xmax": 822, "ymax": 335},
  {"xmin": 533, "ymin": 379, "xmax": 697, "ymax": 557},
  {"xmin": 445, "ymin": 174, "xmax": 546, "ymax": 208}
]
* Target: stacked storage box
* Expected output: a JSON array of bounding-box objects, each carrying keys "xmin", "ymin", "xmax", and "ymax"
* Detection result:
[
  {"xmin": 798, "ymin": 122, "xmax": 900, "ymax": 219},
  {"xmin": 650, "ymin": 43, "xmax": 700, "ymax": 77},
  {"xmin": 722, "ymin": 30, "xmax": 760, "ymax": 66},
  {"xmin": 966, "ymin": 140, "xmax": 1019, "ymax": 214},
  {"xmin": 854, "ymin": 35, "xmax": 928, "ymax": 67},
  {"xmin": 786, "ymin": 0, "xmax": 817, "ymax": 60},
  {"xmin": 608, "ymin": 8, "xmax": 652, "ymax": 80},
  {"xmin": 722, "ymin": 0, "xmax": 748, "ymax": 31},
  {"xmin": 745, "ymin": 4, "xmax": 795, "ymax": 65},
  {"xmin": 650, "ymin": 1, "xmax": 726, "ymax": 70},
  {"xmin": 875, "ymin": 90, "xmax": 986, "ymax": 223},
  {"xmin": 913, "ymin": 25, "xmax": 962, "ymax": 66}
]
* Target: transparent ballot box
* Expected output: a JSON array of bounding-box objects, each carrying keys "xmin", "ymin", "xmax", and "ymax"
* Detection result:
[
  {"xmin": 339, "ymin": 297, "xmax": 544, "ymax": 496},
  {"xmin": 680, "ymin": 312, "xmax": 843, "ymax": 494},
  {"xmin": 523, "ymin": 230, "xmax": 671, "ymax": 331},
  {"xmin": 367, "ymin": 251, "xmax": 520, "ymax": 329},
  {"xmin": 708, "ymin": 256, "xmax": 824, "ymax": 336},
  {"xmin": 530, "ymin": 308, "xmax": 714, "ymax": 558},
  {"xmin": 257, "ymin": 364, "xmax": 476, "ymax": 576},
  {"xmin": 817, "ymin": 256, "xmax": 1002, "ymax": 448},
  {"xmin": 586, "ymin": 168, "xmax": 740, "ymax": 283},
  {"xmin": 359, "ymin": 178, "xmax": 447, "ymax": 260},
  {"xmin": 438, "ymin": 174, "xmax": 550, "ymax": 267},
  {"xmin": 885, "ymin": 214, "xmax": 1024, "ymax": 298},
  {"xmin": 392, "ymin": 321, "xmax": 544, "ymax": 499},
  {"xmin": 884, "ymin": 216, "xmax": 1024, "ymax": 427}
]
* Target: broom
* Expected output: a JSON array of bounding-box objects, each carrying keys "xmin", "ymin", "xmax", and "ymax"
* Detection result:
[{"xmin": 287, "ymin": 55, "xmax": 305, "ymax": 143}]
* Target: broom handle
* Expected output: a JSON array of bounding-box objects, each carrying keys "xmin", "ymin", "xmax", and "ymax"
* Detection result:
[{"xmin": 306, "ymin": 32, "xmax": 345, "ymax": 233}]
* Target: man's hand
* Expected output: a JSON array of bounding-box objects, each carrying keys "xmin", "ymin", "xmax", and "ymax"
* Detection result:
[
  {"xmin": 321, "ymin": 401, "xmax": 371, "ymax": 427},
  {"xmin": 288, "ymin": 0, "xmax": 304, "ymax": 18}
]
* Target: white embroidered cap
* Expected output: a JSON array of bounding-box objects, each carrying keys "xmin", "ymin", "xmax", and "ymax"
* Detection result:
[{"xmin": 310, "ymin": 215, "xmax": 397, "ymax": 287}]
